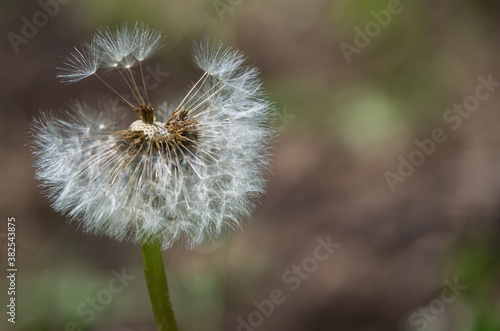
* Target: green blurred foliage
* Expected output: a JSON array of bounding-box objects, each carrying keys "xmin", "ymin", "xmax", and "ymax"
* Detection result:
[{"xmin": 448, "ymin": 238, "xmax": 500, "ymax": 331}]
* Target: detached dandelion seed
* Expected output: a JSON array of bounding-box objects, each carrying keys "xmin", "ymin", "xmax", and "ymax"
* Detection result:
[{"xmin": 31, "ymin": 22, "xmax": 274, "ymax": 330}]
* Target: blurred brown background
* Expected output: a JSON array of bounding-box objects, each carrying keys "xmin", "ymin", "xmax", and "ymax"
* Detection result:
[{"xmin": 1, "ymin": 0, "xmax": 500, "ymax": 330}]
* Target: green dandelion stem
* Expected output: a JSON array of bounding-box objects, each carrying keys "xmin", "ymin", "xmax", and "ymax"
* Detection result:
[{"xmin": 141, "ymin": 238, "xmax": 178, "ymax": 331}]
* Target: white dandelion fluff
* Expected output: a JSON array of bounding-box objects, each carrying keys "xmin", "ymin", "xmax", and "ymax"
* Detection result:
[
  {"xmin": 32, "ymin": 23, "xmax": 274, "ymax": 250},
  {"xmin": 92, "ymin": 22, "xmax": 164, "ymax": 69},
  {"xmin": 133, "ymin": 22, "xmax": 164, "ymax": 61},
  {"xmin": 57, "ymin": 41, "xmax": 101, "ymax": 83}
]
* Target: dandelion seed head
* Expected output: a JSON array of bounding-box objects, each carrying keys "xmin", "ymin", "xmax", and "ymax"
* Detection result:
[{"xmin": 33, "ymin": 25, "xmax": 274, "ymax": 250}]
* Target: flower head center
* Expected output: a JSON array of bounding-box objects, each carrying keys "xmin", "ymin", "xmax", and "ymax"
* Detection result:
[
  {"xmin": 129, "ymin": 120, "xmax": 168, "ymax": 138},
  {"xmin": 113, "ymin": 108, "xmax": 199, "ymax": 160}
]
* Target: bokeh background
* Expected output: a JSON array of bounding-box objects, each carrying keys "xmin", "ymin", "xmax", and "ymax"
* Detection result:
[{"xmin": 1, "ymin": 0, "xmax": 500, "ymax": 330}]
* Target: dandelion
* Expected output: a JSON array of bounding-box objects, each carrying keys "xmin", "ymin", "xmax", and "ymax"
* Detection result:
[{"xmin": 32, "ymin": 23, "xmax": 274, "ymax": 330}]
